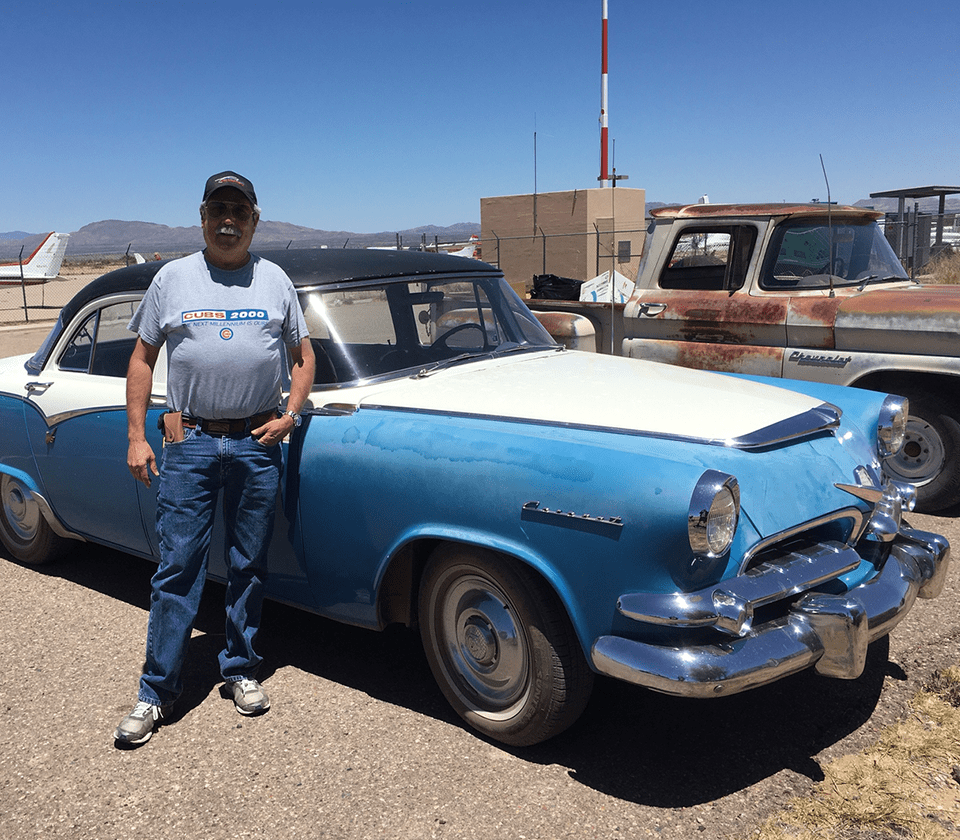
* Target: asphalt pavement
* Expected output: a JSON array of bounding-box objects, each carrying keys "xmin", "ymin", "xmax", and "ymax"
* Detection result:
[{"xmin": 2, "ymin": 511, "xmax": 959, "ymax": 840}]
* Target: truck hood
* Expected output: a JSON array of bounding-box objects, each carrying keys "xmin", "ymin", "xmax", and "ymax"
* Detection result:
[
  {"xmin": 347, "ymin": 351, "xmax": 827, "ymax": 445},
  {"xmin": 835, "ymin": 285, "xmax": 960, "ymax": 356}
]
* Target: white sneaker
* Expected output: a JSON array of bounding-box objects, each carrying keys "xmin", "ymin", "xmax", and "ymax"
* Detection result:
[
  {"xmin": 229, "ymin": 679, "xmax": 270, "ymax": 715},
  {"xmin": 114, "ymin": 700, "xmax": 169, "ymax": 745}
]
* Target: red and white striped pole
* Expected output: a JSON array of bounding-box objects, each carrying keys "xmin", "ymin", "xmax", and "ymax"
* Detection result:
[{"xmin": 599, "ymin": 0, "xmax": 609, "ymax": 186}]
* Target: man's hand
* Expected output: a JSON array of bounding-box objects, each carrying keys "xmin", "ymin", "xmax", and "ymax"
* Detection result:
[
  {"xmin": 252, "ymin": 338, "xmax": 315, "ymax": 447},
  {"xmin": 128, "ymin": 440, "xmax": 159, "ymax": 487},
  {"xmin": 126, "ymin": 338, "xmax": 162, "ymax": 487},
  {"xmin": 251, "ymin": 413, "xmax": 297, "ymax": 447}
]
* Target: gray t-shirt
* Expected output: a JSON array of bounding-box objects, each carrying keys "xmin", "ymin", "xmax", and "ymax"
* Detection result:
[{"xmin": 129, "ymin": 251, "xmax": 309, "ymax": 419}]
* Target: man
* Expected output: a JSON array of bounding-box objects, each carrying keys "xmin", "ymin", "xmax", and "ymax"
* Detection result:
[{"xmin": 115, "ymin": 171, "xmax": 315, "ymax": 746}]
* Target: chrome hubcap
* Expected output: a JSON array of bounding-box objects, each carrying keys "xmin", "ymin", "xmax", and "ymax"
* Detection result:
[
  {"xmin": 438, "ymin": 573, "xmax": 530, "ymax": 716},
  {"xmin": 463, "ymin": 618, "xmax": 497, "ymax": 666}
]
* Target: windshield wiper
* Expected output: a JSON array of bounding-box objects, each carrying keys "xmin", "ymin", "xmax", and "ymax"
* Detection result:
[
  {"xmin": 491, "ymin": 341, "xmax": 558, "ymax": 357},
  {"xmin": 414, "ymin": 351, "xmax": 488, "ymax": 378},
  {"xmin": 414, "ymin": 343, "xmax": 560, "ymax": 378},
  {"xmin": 857, "ymin": 274, "xmax": 912, "ymax": 291}
]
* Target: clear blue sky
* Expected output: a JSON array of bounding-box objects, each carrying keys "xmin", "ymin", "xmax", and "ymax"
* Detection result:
[{"xmin": 2, "ymin": 0, "xmax": 957, "ymax": 234}]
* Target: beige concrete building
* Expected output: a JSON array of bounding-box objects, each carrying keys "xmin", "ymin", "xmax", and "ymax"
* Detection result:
[{"xmin": 480, "ymin": 187, "xmax": 645, "ymax": 296}]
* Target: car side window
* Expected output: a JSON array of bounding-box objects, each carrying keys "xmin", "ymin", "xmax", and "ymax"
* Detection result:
[
  {"xmin": 658, "ymin": 226, "xmax": 757, "ymax": 292},
  {"xmin": 420, "ymin": 282, "xmax": 501, "ymax": 349},
  {"xmin": 58, "ymin": 312, "xmax": 97, "ymax": 372},
  {"xmin": 58, "ymin": 301, "xmax": 140, "ymax": 377}
]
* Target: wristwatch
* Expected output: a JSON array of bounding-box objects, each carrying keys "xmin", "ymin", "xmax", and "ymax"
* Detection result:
[{"xmin": 284, "ymin": 409, "xmax": 302, "ymax": 427}]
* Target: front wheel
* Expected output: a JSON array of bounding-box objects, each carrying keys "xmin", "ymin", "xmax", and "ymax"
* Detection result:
[
  {"xmin": 0, "ymin": 474, "xmax": 70, "ymax": 565},
  {"xmin": 418, "ymin": 544, "xmax": 593, "ymax": 746},
  {"xmin": 884, "ymin": 392, "xmax": 960, "ymax": 512}
]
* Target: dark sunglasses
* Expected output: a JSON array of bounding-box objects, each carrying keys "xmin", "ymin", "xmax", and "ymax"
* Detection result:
[{"xmin": 204, "ymin": 201, "xmax": 254, "ymax": 222}]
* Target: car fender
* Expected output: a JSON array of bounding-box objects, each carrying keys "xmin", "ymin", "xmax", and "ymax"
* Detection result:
[
  {"xmin": 0, "ymin": 463, "xmax": 43, "ymax": 498},
  {"xmin": 374, "ymin": 522, "xmax": 594, "ymax": 657},
  {"xmin": 0, "ymin": 462, "xmax": 84, "ymax": 542}
]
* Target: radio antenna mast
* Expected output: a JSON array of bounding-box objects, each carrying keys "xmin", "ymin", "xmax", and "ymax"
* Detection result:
[
  {"xmin": 599, "ymin": 0, "xmax": 609, "ymax": 186},
  {"xmin": 820, "ymin": 153, "xmax": 835, "ymax": 298}
]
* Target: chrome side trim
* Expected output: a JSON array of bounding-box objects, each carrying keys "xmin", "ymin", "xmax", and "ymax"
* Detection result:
[
  {"xmin": 319, "ymin": 403, "xmax": 359, "ymax": 416},
  {"xmin": 30, "ymin": 492, "xmax": 86, "ymax": 542},
  {"xmin": 18, "ymin": 399, "xmax": 129, "ymax": 430},
  {"xmin": 31, "ymin": 406, "xmax": 125, "ymax": 429},
  {"xmin": 593, "ymin": 529, "xmax": 949, "ymax": 698},
  {"xmin": 359, "ymin": 401, "xmax": 843, "ymax": 451}
]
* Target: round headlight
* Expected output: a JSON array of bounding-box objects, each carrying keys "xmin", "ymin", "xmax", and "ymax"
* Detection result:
[
  {"xmin": 888, "ymin": 479, "xmax": 918, "ymax": 513},
  {"xmin": 688, "ymin": 470, "xmax": 741, "ymax": 557},
  {"xmin": 877, "ymin": 395, "xmax": 908, "ymax": 458}
]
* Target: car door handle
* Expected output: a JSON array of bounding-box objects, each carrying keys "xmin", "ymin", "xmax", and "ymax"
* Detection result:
[
  {"xmin": 25, "ymin": 381, "xmax": 53, "ymax": 395},
  {"xmin": 639, "ymin": 302, "xmax": 666, "ymax": 316}
]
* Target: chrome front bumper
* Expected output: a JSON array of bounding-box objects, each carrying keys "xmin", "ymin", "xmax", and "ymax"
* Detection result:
[{"xmin": 591, "ymin": 526, "xmax": 950, "ymax": 698}]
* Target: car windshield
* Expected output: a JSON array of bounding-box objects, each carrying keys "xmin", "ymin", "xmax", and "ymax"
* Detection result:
[
  {"xmin": 25, "ymin": 314, "xmax": 67, "ymax": 374},
  {"xmin": 761, "ymin": 218, "xmax": 908, "ymax": 290},
  {"xmin": 298, "ymin": 274, "xmax": 557, "ymax": 388}
]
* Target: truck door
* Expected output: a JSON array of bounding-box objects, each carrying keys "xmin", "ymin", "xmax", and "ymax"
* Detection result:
[{"xmin": 626, "ymin": 224, "xmax": 787, "ymax": 376}]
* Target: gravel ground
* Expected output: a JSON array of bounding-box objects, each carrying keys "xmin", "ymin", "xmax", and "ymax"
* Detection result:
[
  {"xmin": 2, "ymin": 515, "xmax": 958, "ymax": 840},
  {"xmin": 2, "ymin": 317, "xmax": 960, "ymax": 839}
]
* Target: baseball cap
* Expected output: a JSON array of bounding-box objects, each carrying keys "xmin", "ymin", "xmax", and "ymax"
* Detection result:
[{"xmin": 203, "ymin": 171, "xmax": 258, "ymax": 206}]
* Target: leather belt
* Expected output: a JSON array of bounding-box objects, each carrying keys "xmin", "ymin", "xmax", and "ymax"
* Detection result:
[{"xmin": 182, "ymin": 410, "xmax": 278, "ymax": 436}]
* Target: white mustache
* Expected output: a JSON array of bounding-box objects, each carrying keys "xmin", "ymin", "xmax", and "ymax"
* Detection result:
[{"xmin": 217, "ymin": 225, "xmax": 241, "ymax": 237}]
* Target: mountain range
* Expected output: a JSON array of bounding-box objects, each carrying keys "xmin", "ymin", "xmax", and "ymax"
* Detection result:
[
  {"xmin": 0, "ymin": 220, "xmax": 481, "ymax": 261},
  {"xmin": 3, "ymin": 195, "xmax": 957, "ymax": 261}
]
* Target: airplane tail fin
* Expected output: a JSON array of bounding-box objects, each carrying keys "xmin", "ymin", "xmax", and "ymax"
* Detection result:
[
  {"xmin": 20, "ymin": 232, "xmax": 70, "ymax": 278},
  {"xmin": 449, "ymin": 235, "xmax": 480, "ymax": 259}
]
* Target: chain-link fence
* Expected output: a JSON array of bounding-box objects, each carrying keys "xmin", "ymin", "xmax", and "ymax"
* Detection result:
[
  {"xmin": 4, "ymin": 211, "xmax": 955, "ymax": 327},
  {"xmin": 0, "ymin": 256, "xmax": 134, "ymax": 327},
  {"xmin": 0, "ymin": 226, "xmax": 645, "ymax": 325},
  {"xmin": 882, "ymin": 210, "xmax": 960, "ymax": 278},
  {"xmin": 472, "ymin": 226, "xmax": 646, "ymax": 298}
]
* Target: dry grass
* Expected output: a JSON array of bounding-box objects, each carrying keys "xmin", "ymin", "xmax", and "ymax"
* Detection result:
[
  {"xmin": 924, "ymin": 250, "xmax": 960, "ymax": 285},
  {"xmin": 746, "ymin": 667, "xmax": 960, "ymax": 840}
]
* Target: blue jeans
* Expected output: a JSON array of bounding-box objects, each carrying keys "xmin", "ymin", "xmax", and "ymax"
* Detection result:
[{"xmin": 139, "ymin": 428, "xmax": 282, "ymax": 706}]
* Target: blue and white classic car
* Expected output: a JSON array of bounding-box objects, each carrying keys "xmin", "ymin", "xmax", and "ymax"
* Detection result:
[{"xmin": 0, "ymin": 249, "xmax": 950, "ymax": 745}]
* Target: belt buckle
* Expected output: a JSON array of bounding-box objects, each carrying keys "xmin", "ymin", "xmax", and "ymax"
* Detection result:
[{"xmin": 205, "ymin": 419, "xmax": 232, "ymax": 435}]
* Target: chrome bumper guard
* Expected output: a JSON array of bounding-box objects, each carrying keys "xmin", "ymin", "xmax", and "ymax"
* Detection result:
[{"xmin": 592, "ymin": 526, "xmax": 949, "ymax": 698}]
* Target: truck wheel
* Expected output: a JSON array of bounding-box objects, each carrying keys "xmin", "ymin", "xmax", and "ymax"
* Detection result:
[
  {"xmin": 0, "ymin": 475, "xmax": 70, "ymax": 565},
  {"xmin": 418, "ymin": 544, "xmax": 593, "ymax": 746},
  {"xmin": 885, "ymin": 393, "xmax": 960, "ymax": 512}
]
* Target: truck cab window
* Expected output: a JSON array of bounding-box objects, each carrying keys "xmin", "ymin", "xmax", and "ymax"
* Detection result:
[{"xmin": 659, "ymin": 226, "xmax": 757, "ymax": 291}]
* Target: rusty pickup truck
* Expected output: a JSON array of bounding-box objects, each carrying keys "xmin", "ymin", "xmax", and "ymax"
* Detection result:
[{"xmin": 528, "ymin": 203, "xmax": 960, "ymax": 512}]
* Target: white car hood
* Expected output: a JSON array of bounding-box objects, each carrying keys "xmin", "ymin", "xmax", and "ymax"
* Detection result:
[{"xmin": 338, "ymin": 351, "xmax": 825, "ymax": 443}]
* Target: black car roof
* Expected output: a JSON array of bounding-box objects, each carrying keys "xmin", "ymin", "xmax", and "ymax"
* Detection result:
[
  {"xmin": 26, "ymin": 249, "xmax": 501, "ymax": 375},
  {"xmin": 59, "ymin": 248, "xmax": 500, "ymax": 327}
]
